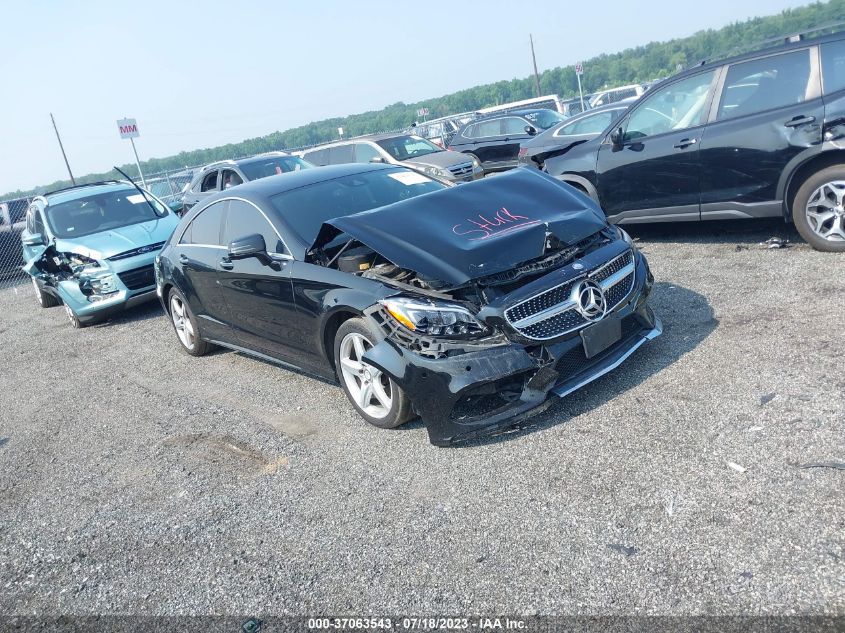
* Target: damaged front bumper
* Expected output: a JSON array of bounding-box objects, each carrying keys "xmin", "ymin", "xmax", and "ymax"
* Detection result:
[{"xmin": 362, "ymin": 250, "xmax": 661, "ymax": 446}]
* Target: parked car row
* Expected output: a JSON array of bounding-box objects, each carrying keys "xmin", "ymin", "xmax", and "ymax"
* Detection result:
[{"xmin": 297, "ymin": 134, "xmax": 484, "ymax": 182}]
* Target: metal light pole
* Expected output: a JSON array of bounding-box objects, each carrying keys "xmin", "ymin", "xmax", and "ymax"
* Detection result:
[
  {"xmin": 50, "ymin": 113, "xmax": 75, "ymax": 185},
  {"xmin": 530, "ymin": 34, "xmax": 541, "ymax": 98},
  {"xmin": 128, "ymin": 135, "xmax": 146, "ymax": 189}
]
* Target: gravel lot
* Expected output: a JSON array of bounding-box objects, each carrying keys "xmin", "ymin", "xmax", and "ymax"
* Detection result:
[{"xmin": 0, "ymin": 218, "xmax": 843, "ymax": 617}]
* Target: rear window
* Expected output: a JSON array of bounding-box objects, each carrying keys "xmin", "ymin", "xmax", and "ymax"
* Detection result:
[
  {"xmin": 239, "ymin": 156, "xmax": 312, "ymax": 181},
  {"xmin": 270, "ymin": 168, "xmax": 446, "ymax": 245}
]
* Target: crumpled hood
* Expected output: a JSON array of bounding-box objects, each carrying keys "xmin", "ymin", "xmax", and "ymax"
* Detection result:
[
  {"xmin": 52, "ymin": 216, "xmax": 178, "ymax": 261},
  {"xmin": 314, "ymin": 168, "xmax": 607, "ymax": 286}
]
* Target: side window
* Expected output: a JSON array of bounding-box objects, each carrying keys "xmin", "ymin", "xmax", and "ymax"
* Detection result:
[
  {"xmin": 328, "ymin": 144, "xmax": 354, "ymax": 164},
  {"xmin": 200, "ymin": 170, "xmax": 219, "ymax": 192},
  {"xmin": 221, "ymin": 169, "xmax": 244, "ymax": 189},
  {"xmin": 559, "ymin": 111, "xmax": 614, "ymax": 136},
  {"xmin": 821, "ymin": 40, "xmax": 845, "ymax": 94},
  {"xmin": 474, "ymin": 119, "xmax": 504, "ymax": 137},
  {"xmin": 33, "ymin": 209, "xmax": 46, "ymax": 236},
  {"xmin": 182, "ymin": 200, "xmax": 227, "ymax": 245},
  {"xmin": 303, "ymin": 148, "xmax": 328, "ymax": 165},
  {"xmin": 624, "ymin": 70, "xmax": 716, "ymax": 141},
  {"xmin": 717, "ymin": 49, "xmax": 812, "ymax": 120},
  {"xmin": 501, "ymin": 117, "xmax": 528, "ymax": 135},
  {"xmin": 223, "ymin": 200, "xmax": 285, "ymax": 254},
  {"xmin": 354, "ymin": 143, "xmax": 382, "ymax": 163},
  {"xmin": 25, "ymin": 205, "xmax": 37, "ymax": 233}
]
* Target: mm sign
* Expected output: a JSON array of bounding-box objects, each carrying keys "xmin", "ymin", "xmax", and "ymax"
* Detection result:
[
  {"xmin": 117, "ymin": 118, "xmax": 140, "ymax": 139},
  {"xmin": 417, "ymin": 107, "xmax": 429, "ymax": 117},
  {"xmin": 575, "ymin": 63, "xmax": 584, "ymax": 75}
]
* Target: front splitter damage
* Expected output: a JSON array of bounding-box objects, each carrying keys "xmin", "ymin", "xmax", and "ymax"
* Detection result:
[{"xmin": 362, "ymin": 262, "xmax": 661, "ymax": 446}]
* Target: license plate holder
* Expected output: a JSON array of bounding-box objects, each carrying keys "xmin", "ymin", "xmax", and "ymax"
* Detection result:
[{"xmin": 580, "ymin": 317, "xmax": 622, "ymax": 359}]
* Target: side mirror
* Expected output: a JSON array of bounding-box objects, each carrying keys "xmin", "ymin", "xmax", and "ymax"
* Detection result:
[
  {"xmin": 369, "ymin": 156, "xmax": 386, "ymax": 164},
  {"xmin": 228, "ymin": 233, "xmax": 267, "ymax": 260},
  {"xmin": 524, "ymin": 125, "xmax": 537, "ymax": 136},
  {"xmin": 22, "ymin": 233, "xmax": 45, "ymax": 247},
  {"xmin": 610, "ymin": 127, "xmax": 624, "ymax": 148}
]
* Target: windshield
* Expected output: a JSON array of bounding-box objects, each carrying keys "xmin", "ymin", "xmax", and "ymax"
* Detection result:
[
  {"xmin": 239, "ymin": 156, "xmax": 313, "ymax": 181},
  {"xmin": 375, "ymin": 135, "xmax": 441, "ymax": 161},
  {"xmin": 270, "ymin": 168, "xmax": 446, "ymax": 245},
  {"xmin": 524, "ymin": 110, "xmax": 566, "ymax": 130},
  {"xmin": 45, "ymin": 187, "xmax": 168, "ymax": 239}
]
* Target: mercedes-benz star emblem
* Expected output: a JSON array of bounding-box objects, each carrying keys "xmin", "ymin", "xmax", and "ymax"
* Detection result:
[{"xmin": 574, "ymin": 280, "xmax": 607, "ymax": 321}]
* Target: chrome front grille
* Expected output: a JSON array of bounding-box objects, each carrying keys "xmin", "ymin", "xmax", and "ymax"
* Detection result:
[
  {"xmin": 504, "ymin": 250, "xmax": 636, "ymax": 341},
  {"xmin": 448, "ymin": 161, "xmax": 474, "ymax": 177}
]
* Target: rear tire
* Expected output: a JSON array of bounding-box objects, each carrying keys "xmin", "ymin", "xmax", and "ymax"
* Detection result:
[
  {"xmin": 792, "ymin": 165, "xmax": 845, "ymax": 252},
  {"xmin": 168, "ymin": 288, "xmax": 212, "ymax": 356},
  {"xmin": 333, "ymin": 318, "xmax": 413, "ymax": 429},
  {"xmin": 32, "ymin": 277, "xmax": 60, "ymax": 308}
]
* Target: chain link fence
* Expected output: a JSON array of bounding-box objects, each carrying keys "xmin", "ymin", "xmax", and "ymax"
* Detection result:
[{"xmin": 0, "ymin": 197, "xmax": 31, "ymax": 290}]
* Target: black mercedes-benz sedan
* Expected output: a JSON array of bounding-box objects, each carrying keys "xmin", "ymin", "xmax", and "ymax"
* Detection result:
[{"xmin": 154, "ymin": 163, "xmax": 661, "ymax": 445}]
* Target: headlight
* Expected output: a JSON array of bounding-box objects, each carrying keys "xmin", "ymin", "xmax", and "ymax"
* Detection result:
[
  {"xmin": 80, "ymin": 272, "xmax": 118, "ymax": 299},
  {"xmin": 617, "ymin": 226, "xmax": 634, "ymax": 246},
  {"xmin": 380, "ymin": 297, "xmax": 489, "ymax": 338},
  {"xmin": 469, "ymin": 155, "xmax": 481, "ymax": 169},
  {"xmin": 419, "ymin": 165, "xmax": 448, "ymax": 179}
]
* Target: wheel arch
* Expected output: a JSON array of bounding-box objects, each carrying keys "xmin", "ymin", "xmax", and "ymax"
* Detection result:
[
  {"xmin": 321, "ymin": 308, "xmax": 363, "ymax": 372},
  {"xmin": 782, "ymin": 149, "xmax": 845, "ymax": 220},
  {"xmin": 555, "ymin": 173, "xmax": 599, "ymax": 202}
]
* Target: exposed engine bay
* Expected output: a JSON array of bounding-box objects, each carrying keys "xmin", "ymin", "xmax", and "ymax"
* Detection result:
[
  {"xmin": 28, "ymin": 245, "xmax": 119, "ymax": 300},
  {"xmin": 309, "ymin": 226, "xmax": 616, "ymax": 360}
]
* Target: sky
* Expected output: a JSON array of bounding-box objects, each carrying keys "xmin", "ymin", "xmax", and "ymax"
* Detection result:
[{"xmin": 0, "ymin": 0, "xmax": 813, "ymax": 194}]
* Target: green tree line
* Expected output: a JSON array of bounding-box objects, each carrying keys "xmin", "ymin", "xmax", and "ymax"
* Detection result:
[{"xmin": 4, "ymin": 0, "xmax": 843, "ymax": 200}]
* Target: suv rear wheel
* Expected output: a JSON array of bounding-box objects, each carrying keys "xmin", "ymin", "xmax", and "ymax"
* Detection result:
[{"xmin": 792, "ymin": 166, "xmax": 845, "ymax": 252}]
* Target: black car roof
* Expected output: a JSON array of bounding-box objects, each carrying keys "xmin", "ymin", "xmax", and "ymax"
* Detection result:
[
  {"xmin": 182, "ymin": 163, "xmax": 400, "ymax": 260},
  {"xmin": 474, "ymin": 108, "xmax": 555, "ymax": 121},
  {"xmin": 673, "ymin": 29, "xmax": 845, "ymax": 80}
]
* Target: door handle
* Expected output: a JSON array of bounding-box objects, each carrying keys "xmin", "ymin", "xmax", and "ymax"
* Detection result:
[
  {"xmin": 178, "ymin": 254, "xmax": 189, "ymax": 264},
  {"xmin": 784, "ymin": 115, "xmax": 816, "ymax": 128},
  {"xmin": 673, "ymin": 138, "xmax": 698, "ymax": 149},
  {"xmin": 219, "ymin": 258, "xmax": 234, "ymax": 271}
]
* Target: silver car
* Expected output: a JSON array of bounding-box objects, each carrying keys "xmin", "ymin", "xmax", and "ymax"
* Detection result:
[{"xmin": 299, "ymin": 133, "xmax": 484, "ymax": 182}]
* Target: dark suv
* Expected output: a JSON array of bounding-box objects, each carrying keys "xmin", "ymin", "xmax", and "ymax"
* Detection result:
[
  {"xmin": 545, "ymin": 32, "xmax": 845, "ymax": 251},
  {"xmin": 448, "ymin": 109, "xmax": 566, "ymax": 172}
]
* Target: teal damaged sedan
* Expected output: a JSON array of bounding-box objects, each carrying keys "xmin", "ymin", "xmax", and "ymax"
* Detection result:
[{"xmin": 21, "ymin": 181, "xmax": 180, "ymax": 327}]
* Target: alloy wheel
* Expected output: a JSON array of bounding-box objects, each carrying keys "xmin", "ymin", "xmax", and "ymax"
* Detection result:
[
  {"xmin": 805, "ymin": 180, "xmax": 845, "ymax": 242},
  {"xmin": 338, "ymin": 332, "xmax": 392, "ymax": 419},
  {"xmin": 170, "ymin": 295, "xmax": 195, "ymax": 350}
]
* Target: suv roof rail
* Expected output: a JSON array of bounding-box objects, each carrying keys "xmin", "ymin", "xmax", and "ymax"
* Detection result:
[
  {"xmin": 694, "ymin": 22, "xmax": 845, "ymax": 68},
  {"xmin": 201, "ymin": 159, "xmax": 237, "ymax": 170},
  {"xmin": 44, "ymin": 180, "xmax": 125, "ymax": 197}
]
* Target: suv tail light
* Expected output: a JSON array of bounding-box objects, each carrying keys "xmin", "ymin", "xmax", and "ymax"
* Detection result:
[{"xmin": 518, "ymin": 148, "xmax": 528, "ymax": 158}]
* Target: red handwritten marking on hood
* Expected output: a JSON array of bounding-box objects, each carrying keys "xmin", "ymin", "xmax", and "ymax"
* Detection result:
[{"xmin": 452, "ymin": 207, "xmax": 542, "ymax": 241}]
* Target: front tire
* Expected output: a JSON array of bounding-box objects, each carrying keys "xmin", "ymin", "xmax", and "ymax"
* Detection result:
[
  {"xmin": 792, "ymin": 166, "xmax": 845, "ymax": 252},
  {"xmin": 32, "ymin": 277, "xmax": 60, "ymax": 308},
  {"xmin": 64, "ymin": 304, "xmax": 84, "ymax": 329},
  {"xmin": 168, "ymin": 288, "xmax": 211, "ymax": 356},
  {"xmin": 333, "ymin": 318, "xmax": 412, "ymax": 429}
]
